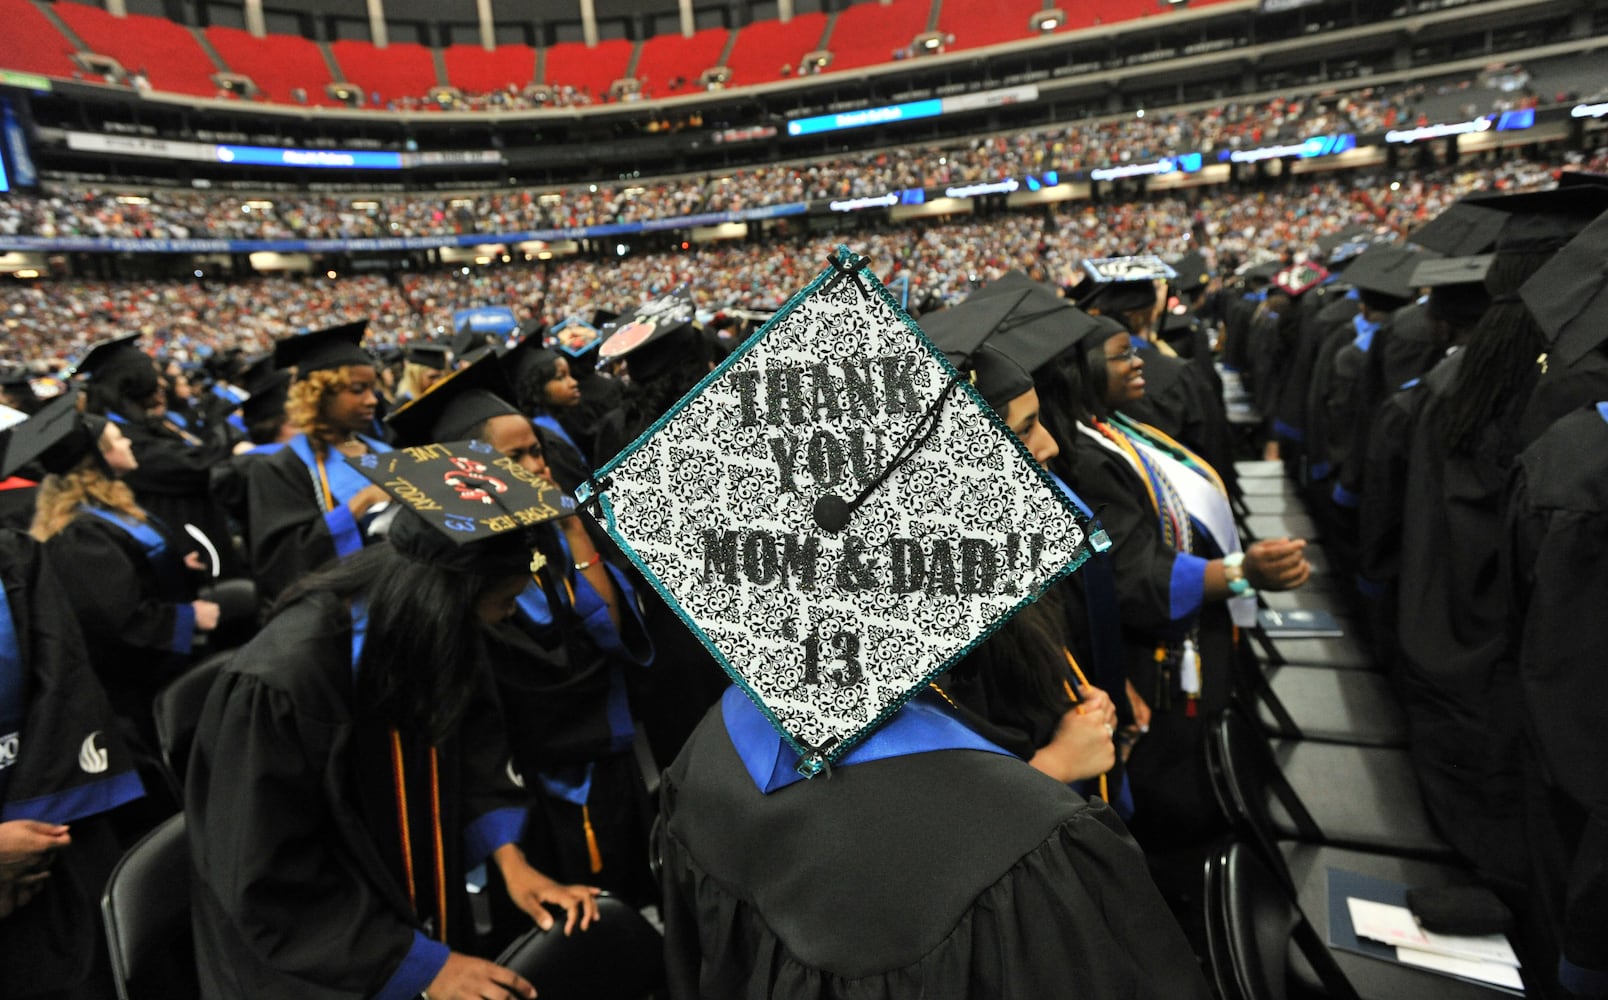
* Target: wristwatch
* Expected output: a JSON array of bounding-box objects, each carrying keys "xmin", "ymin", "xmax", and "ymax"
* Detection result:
[{"xmin": 1223, "ymin": 551, "xmax": 1253, "ymax": 596}]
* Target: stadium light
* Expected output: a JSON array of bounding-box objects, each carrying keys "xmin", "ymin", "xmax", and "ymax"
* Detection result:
[{"xmin": 1030, "ymin": 9, "xmax": 1065, "ymax": 32}]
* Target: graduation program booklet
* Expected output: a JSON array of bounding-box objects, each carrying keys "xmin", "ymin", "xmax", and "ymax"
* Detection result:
[{"xmin": 1257, "ymin": 607, "xmax": 1345, "ymax": 638}]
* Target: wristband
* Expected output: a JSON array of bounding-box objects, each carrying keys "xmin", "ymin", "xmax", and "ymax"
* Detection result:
[
  {"xmin": 1228, "ymin": 576, "xmax": 1254, "ymax": 596},
  {"xmin": 573, "ymin": 556, "xmax": 600, "ymax": 572}
]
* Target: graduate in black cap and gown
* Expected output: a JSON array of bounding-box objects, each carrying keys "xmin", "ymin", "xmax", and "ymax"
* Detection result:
[
  {"xmin": 387, "ymin": 358, "xmax": 658, "ymax": 910},
  {"xmin": 76, "ymin": 334, "xmax": 246, "ymax": 579},
  {"xmin": 188, "ymin": 442, "xmax": 602, "ymax": 1000},
  {"xmin": 23, "ymin": 392, "xmax": 217, "ymax": 816},
  {"xmin": 0, "ymin": 408, "xmax": 146, "ymax": 1000},
  {"xmin": 503, "ymin": 336, "xmax": 594, "ymax": 491},
  {"xmin": 1063, "ymin": 259, "xmax": 1311, "ymax": 844},
  {"xmin": 241, "ymin": 321, "xmax": 394, "ymax": 602}
]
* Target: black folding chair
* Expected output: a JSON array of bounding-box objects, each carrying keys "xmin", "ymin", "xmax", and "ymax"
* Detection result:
[
  {"xmin": 102, "ymin": 813, "xmax": 197, "ymax": 1000},
  {"xmin": 495, "ymin": 893, "xmax": 665, "ymax": 1000},
  {"xmin": 151, "ymin": 651, "xmax": 232, "ymax": 796}
]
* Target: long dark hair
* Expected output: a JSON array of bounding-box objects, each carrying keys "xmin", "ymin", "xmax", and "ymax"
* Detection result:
[
  {"xmin": 1435, "ymin": 249, "xmax": 1554, "ymax": 455},
  {"xmin": 948, "ymin": 588, "xmax": 1071, "ymax": 719},
  {"xmin": 273, "ymin": 542, "xmax": 503, "ymax": 743},
  {"xmin": 513, "ymin": 354, "xmax": 563, "ymax": 416}
]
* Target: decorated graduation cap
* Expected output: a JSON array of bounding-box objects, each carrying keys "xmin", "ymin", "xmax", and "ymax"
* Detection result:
[
  {"xmin": 1338, "ymin": 245, "xmax": 1428, "ymax": 310},
  {"xmin": 598, "ymin": 286, "xmax": 700, "ymax": 381},
  {"xmin": 576, "ymin": 247, "xmax": 1102, "ymax": 777},
  {"xmin": 1072, "ymin": 255, "xmax": 1177, "ymax": 315},
  {"xmin": 1520, "ymin": 207, "xmax": 1608, "ymax": 368},
  {"xmin": 0, "ymin": 390, "xmax": 107, "ymax": 478},
  {"xmin": 350, "ymin": 439, "xmax": 576, "ymax": 577},
  {"xmin": 388, "ymin": 354, "xmax": 523, "ymax": 446},
  {"xmin": 549, "ymin": 316, "xmax": 603, "ymax": 359},
  {"xmin": 1271, "ymin": 261, "xmax": 1329, "ymax": 298},
  {"xmin": 273, "ymin": 320, "xmax": 373, "ymax": 378}
]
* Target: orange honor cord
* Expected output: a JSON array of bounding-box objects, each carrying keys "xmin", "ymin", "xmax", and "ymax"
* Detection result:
[
  {"xmin": 1060, "ymin": 650, "xmax": 1110, "ymax": 802},
  {"xmin": 428, "ymin": 747, "xmax": 448, "ymax": 944},
  {"xmin": 582, "ymin": 804, "xmax": 604, "ymax": 874},
  {"xmin": 314, "ymin": 449, "xmax": 337, "ymax": 512},
  {"xmin": 388, "ymin": 730, "xmax": 418, "ymax": 914}
]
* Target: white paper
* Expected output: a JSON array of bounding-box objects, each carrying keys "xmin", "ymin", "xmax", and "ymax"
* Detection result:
[
  {"xmin": 1347, "ymin": 898, "xmax": 1520, "ymax": 966},
  {"xmin": 1396, "ymin": 947, "xmax": 1524, "ymax": 991}
]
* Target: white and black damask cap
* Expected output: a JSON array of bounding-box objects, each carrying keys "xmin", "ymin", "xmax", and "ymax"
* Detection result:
[{"xmin": 576, "ymin": 246, "xmax": 1102, "ymax": 777}]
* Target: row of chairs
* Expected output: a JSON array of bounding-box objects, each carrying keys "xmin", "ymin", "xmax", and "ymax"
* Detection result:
[
  {"xmin": 1205, "ymin": 460, "xmax": 1513, "ymax": 1000},
  {"xmin": 99, "ymin": 652, "xmax": 668, "ymax": 1000}
]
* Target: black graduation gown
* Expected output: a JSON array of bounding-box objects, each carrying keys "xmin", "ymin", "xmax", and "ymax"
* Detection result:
[
  {"xmin": 1394, "ymin": 352, "xmax": 1530, "ymax": 886},
  {"xmin": 0, "ymin": 477, "xmax": 37, "ymax": 533},
  {"xmin": 1276, "ymin": 288, "xmax": 1358, "ymax": 478},
  {"xmin": 0, "ymin": 530, "xmax": 146, "ymax": 999},
  {"xmin": 1123, "ymin": 342, "xmax": 1239, "ymax": 499},
  {"xmin": 659, "ymin": 700, "xmax": 1210, "ymax": 1000},
  {"xmin": 42, "ymin": 507, "xmax": 201, "ymax": 760},
  {"xmin": 1066, "ymin": 429, "xmax": 1235, "ymax": 844},
  {"xmin": 240, "ymin": 439, "xmax": 372, "ymax": 603},
  {"xmin": 1505, "ymin": 404, "xmax": 1608, "ymax": 993},
  {"xmin": 187, "ymin": 592, "xmax": 528, "ymax": 1000},
  {"xmin": 1356, "ymin": 378, "xmax": 1431, "ymax": 666},
  {"xmin": 114, "ymin": 412, "xmax": 246, "ymax": 579}
]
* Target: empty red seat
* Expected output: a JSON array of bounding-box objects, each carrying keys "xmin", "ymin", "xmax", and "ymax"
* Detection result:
[
  {"xmin": 722, "ymin": 12, "xmax": 827, "ymax": 87},
  {"xmin": 205, "ymin": 26, "xmax": 339, "ymax": 105},
  {"xmin": 444, "ymin": 43, "xmax": 537, "ymax": 94},
  {"xmin": 0, "ymin": 0, "xmax": 80, "ymax": 78},
  {"xmin": 328, "ymin": 39, "xmax": 437, "ymax": 106},
  {"xmin": 820, "ymin": 0, "xmax": 932, "ymax": 73},
  {"xmin": 54, "ymin": 3, "xmax": 219, "ymax": 96},
  {"xmin": 633, "ymin": 27, "xmax": 728, "ymax": 97},
  {"xmin": 542, "ymin": 38, "xmax": 634, "ymax": 98}
]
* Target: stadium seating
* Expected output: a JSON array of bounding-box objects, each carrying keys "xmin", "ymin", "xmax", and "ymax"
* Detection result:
[
  {"xmin": 204, "ymin": 26, "xmax": 341, "ymax": 106},
  {"xmin": 53, "ymin": 4, "xmax": 219, "ymax": 97},
  {"xmin": 0, "ymin": 0, "xmax": 81, "ymax": 79},
  {"xmin": 937, "ymin": 0, "xmax": 1041, "ymax": 52},
  {"xmin": 721, "ymin": 12, "xmax": 828, "ymax": 87},
  {"xmin": 328, "ymin": 39, "xmax": 438, "ymax": 106},
  {"xmin": 633, "ymin": 27, "xmax": 729, "ymax": 96},
  {"xmin": 820, "ymin": 0, "xmax": 933, "ymax": 73},
  {"xmin": 443, "ymin": 42, "xmax": 538, "ymax": 95},
  {"xmin": 541, "ymin": 37, "xmax": 635, "ymax": 97}
]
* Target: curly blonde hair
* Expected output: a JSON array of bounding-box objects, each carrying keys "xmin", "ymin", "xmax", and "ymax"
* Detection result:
[
  {"xmin": 31, "ymin": 463, "xmax": 146, "ymax": 542},
  {"xmin": 285, "ymin": 366, "xmax": 363, "ymax": 445}
]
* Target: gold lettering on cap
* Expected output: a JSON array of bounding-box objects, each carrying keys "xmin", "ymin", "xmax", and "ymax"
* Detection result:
[
  {"xmin": 384, "ymin": 476, "xmax": 443, "ymax": 512},
  {"xmin": 404, "ymin": 443, "xmax": 452, "ymax": 463}
]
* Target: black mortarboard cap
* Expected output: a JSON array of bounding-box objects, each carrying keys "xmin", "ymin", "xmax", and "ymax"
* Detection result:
[
  {"xmin": 241, "ymin": 352, "xmax": 277, "ymax": 392},
  {"xmin": 70, "ymin": 333, "xmax": 146, "ymax": 380},
  {"xmin": 0, "ymin": 390, "xmax": 107, "ymax": 478},
  {"xmin": 1315, "ymin": 225, "xmax": 1376, "ymax": 257},
  {"xmin": 1338, "ymin": 246, "xmax": 1429, "ymax": 306},
  {"xmin": 405, "ymin": 341, "xmax": 452, "ymax": 371},
  {"xmin": 924, "ymin": 272, "xmax": 1107, "ymax": 375},
  {"xmin": 1241, "ymin": 259, "xmax": 1284, "ymax": 283},
  {"xmin": 1169, "ymin": 252, "xmax": 1212, "ymax": 295},
  {"xmin": 1463, "ymin": 184, "xmax": 1608, "ymax": 222},
  {"xmin": 241, "ymin": 370, "xmax": 293, "ymax": 427},
  {"xmin": 1520, "ymin": 208, "xmax": 1608, "ymax": 368},
  {"xmin": 352, "ymin": 439, "xmax": 575, "ymax": 576},
  {"xmin": 1411, "ymin": 255, "xmax": 1494, "ymax": 288},
  {"xmin": 501, "ymin": 334, "xmax": 560, "ymax": 393},
  {"xmin": 1409, "ymin": 202, "xmax": 1508, "ymax": 256},
  {"xmin": 964, "ymin": 344, "xmax": 1035, "ymax": 410},
  {"xmin": 1072, "ymin": 256, "xmax": 1175, "ymax": 315},
  {"xmin": 273, "ymin": 320, "xmax": 373, "ymax": 378},
  {"xmin": 451, "ymin": 328, "xmax": 504, "ymax": 363},
  {"xmin": 387, "ymin": 354, "xmax": 524, "ymax": 446}
]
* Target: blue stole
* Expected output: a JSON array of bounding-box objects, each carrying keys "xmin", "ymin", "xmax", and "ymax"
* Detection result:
[
  {"xmin": 534, "ymin": 414, "xmax": 588, "ymax": 466},
  {"xmin": 1597, "ymin": 402, "xmax": 1608, "ymax": 425},
  {"xmin": 722, "ymin": 685, "xmax": 1012, "ymax": 794},
  {"xmin": 288, "ymin": 433, "xmax": 393, "ymax": 511},
  {"xmin": 1352, "ymin": 312, "xmax": 1381, "ymax": 353},
  {"xmin": 0, "ymin": 578, "xmax": 24, "ymax": 804},
  {"xmin": 77, "ymin": 506, "xmax": 177, "ymax": 585}
]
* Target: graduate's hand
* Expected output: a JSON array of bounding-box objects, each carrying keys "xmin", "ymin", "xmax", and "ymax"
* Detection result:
[
  {"xmin": 1076, "ymin": 684, "xmax": 1119, "ymax": 735},
  {"xmin": 191, "ymin": 600, "xmax": 221, "ymax": 632},
  {"xmin": 425, "ymin": 952, "xmax": 536, "ymax": 1000},
  {"xmin": 1030, "ymin": 705, "xmax": 1115, "ymax": 784},
  {"xmin": 1124, "ymin": 680, "xmax": 1152, "ymax": 734},
  {"xmin": 347, "ymin": 484, "xmax": 390, "ymax": 518},
  {"xmin": 1245, "ymin": 538, "xmax": 1310, "ymax": 592},
  {"xmin": 0, "ymin": 820, "xmax": 69, "ymax": 878},
  {"xmin": 494, "ymin": 844, "xmax": 602, "ymax": 935},
  {"xmin": 184, "ymin": 551, "xmax": 208, "ymax": 572}
]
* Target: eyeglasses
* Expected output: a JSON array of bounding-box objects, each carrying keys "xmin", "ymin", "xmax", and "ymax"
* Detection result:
[{"xmin": 1104, "ymin": 346, "xmax": 1139, "ymax": 364}]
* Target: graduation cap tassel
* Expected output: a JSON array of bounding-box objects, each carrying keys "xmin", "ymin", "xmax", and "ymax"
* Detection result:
[{"xmin": 820, "ymin": 250, "xmax": 869, "ymax": 299}]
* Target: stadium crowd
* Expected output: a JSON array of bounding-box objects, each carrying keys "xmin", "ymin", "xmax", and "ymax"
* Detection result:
[
  {"xmin": 0, "ymin": 75, "xmax": 1550, "ymax": 242},
  {"xmin": 2, "ymin": 152, "xmax": 1594, "ymax": 374}
]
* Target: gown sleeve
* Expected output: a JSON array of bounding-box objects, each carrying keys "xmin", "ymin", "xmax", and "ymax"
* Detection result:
[
  {"xmin": 242, "ymin": 448, "xmax": 349, "ymax": 602},
  {"xmin": 457, "ymin": 664, "xmax": 530, "ymax": 868},
  {"xmin": 187, "ymin": 666, "xmax": 448, "ymax": 1000},
  {"xmin": 46, "ymin": 519, "xmax": 195, "ymax": 656}
]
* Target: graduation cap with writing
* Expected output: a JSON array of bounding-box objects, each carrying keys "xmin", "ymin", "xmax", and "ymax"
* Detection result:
[
  {"xmin": 350, "ymin": 439, "xmax": 576, "ymax": 577},
  {"xmin": 273, "ymin": 320, "xmax": 373, "ymax": 378},
  {"xmin": 0, "ymin": 389, "xmax": 107, "ymax": 478},
  {"xmin": 1520, "ymin": 207, "xmax": 1608, "ymax": 368},
  {"xmin": 1071, "ymin": 255, "xmax": 1177, "ymax": 315},
  {"xmin": 388, "ymin": 354, "xmax": 524, "ymax": 447},
  {"xmin": 1271, "ymin": 261, "xmax": 1329, "ymax": 298},
  {"xmin": 598, "ymin": 286, "xmax": 700, "ymax": 381},
  {"xmin": 576, "ymin": 247, "xmax": 1101, "ymax": 777},
  {"xmin": 1338, "ymin": 245, "xmax": 1429, "ymax": 310}
]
